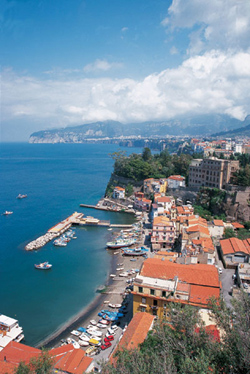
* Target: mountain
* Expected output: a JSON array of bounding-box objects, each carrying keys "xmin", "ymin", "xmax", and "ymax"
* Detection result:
[
  {"xmin": 211, "ymin": 115, "xmax": 250, "ymax": 137},
  {"xmin": 29, "ymin": 115, "xmax": 247, "ymax": 143}
]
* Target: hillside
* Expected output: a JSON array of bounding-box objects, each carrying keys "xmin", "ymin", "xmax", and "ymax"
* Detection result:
[
  {"xmin": 29, "ymin": 115, "xmax": 246, "ymax": 143},
  {"xmin": 212, "ymin": 115, "xmax": 250, "ymax": 137}
]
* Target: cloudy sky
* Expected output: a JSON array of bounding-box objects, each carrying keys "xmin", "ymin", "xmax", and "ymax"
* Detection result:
[{"xmin": 1, "ymin": 0, "xmax": 250, "ymax": 141}]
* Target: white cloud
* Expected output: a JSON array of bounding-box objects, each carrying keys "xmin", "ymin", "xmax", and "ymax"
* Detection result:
[
  {"xmin": 170, "ymin": 46, "xmax": 178, "ymax": 55},
  {"xmin": 121, "ymin": 27, "xmax": 128, "ymax": 33},
  {"xmin": 162, "ymin": 0, "xmax": 250, "ymax": 53},
  {"xmin": 83, "ymin": 59, "xmax": 123, "ymax": 73},
  {"xmin": 2, "ymin": 50, "xmax": 250, "ymax": 130}
]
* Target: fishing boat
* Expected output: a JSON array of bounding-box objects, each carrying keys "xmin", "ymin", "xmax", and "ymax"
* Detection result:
[
  {"xmin": 106, "ymin": 238, "xmax": 136, "ymax": 249},
  {"xmin": 2, "ymin": 211, "xmax": 13, "ymax": 215},
  {"xmin": 123, "ymin": 247, "xmax": 148, "ymax": 256},
  {"xmin": 53, "ymin": 239, "xmax": 67, "ymax": 247},
  {"xmin": 34, "ymin": 262, "xmax": 52, "ymax": 270},
  {"xmin": 17, "ymin": 194, "xmax": 27, "ymax": 199}
]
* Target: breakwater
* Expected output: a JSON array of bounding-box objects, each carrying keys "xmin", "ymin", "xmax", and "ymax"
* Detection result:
[{"xmin": 25, "ymin": 212, "xmax": 83, "ymax": 250}]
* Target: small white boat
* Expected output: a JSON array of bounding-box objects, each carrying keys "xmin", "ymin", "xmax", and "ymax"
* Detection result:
[
  {"xmin": 17, "ymin": 194, "xmax": 27, "ymax": 199},
  {"xmin": 79, "ymin": 333, "xmax": 91, "ymax": 342},
  {"xmin": 97, "ymin": 323, "xmax": 106, "ymax": 329},
  {"xmin": 110, "ymin": 274, "xmax": 116, "ymax": 278},
  {"xmin": 99, "ymin": 319, "xmax": 109, "ymax": 325},
  {"xmin": 71, "ymin": 330, "xmax": 80, "ymax": 336},
  {"xmin": 2, "ymin": 211, "xmax": 13, "ymax": 215},
  {"xmin": 90, "ymin": 320, "xmax": 97, "ymax": 326},
  {"xmin": 78, "ymin": 339, "xmax": 89, "ymax": 347}
]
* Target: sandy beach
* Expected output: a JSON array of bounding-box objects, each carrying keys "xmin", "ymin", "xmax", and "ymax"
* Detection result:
[{"xmin": 37, "ymin": 222, "xmax": 146, "ymax": 350}]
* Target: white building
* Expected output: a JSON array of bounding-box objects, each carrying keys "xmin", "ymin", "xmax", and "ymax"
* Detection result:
[
  {"xmin": 167, "ymin": 175, "xmax": 186, "ymax": 189},
  {"xmin": 0, "ymin": 314, "xmax": 24, "ymax": 351},
  {"xmin": 112, "ymin": 186, "xmax": 125, "ymax": 199}
]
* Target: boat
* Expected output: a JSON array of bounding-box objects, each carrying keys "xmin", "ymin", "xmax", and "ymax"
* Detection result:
[
  {"xmin": 123, "ymin": 247, "xmax": 148, "ymax": 256},
  {"xmin": 17, "ymin": 194, "xmax": 27, "ymax": 199},
  {"xmin": 78, "ymin": 339, "xmax": 89, "ymax": 347},
  {"xmin": 106, "ymin": 238, "xmax": 136, "ymax": 249},
  {"xmin": 90, "ymin": 320, "xmax": 97, "ymax": 326},
  {"xmin": 53, "ymin": 239, "xmax": 67, "ymax": 247},
  {"xmin": 34, "ymin": 262, "xmax": 52, "ymax": 270},
  {"xmin": 2, "ymin": 211, "xmax": 13, "ymax": 215}
]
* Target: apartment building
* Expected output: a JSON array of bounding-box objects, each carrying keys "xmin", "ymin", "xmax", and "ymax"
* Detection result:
[
  {"xmin": 189, "ymin": 157, "xmax": 239, "ymax": 189},
  {"xmin": 132, "ymin": 259, "xmax": 220, "ymax": 322},
  {"xmin": 151, "ymin": 216, "xmax": 175, "ymax": 251}
]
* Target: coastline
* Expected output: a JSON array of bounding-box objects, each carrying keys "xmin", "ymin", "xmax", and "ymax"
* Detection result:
[{"xmin": 37, "ymin": 243, "xmax": 120, "ymax": 349}]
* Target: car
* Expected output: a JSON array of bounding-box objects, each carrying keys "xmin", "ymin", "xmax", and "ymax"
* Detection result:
[
  {"xmin": 218, "ymin": 268, "xmax": 223, "ymax": 274},
  {"xmin": 104, "ymin": 335, "xmax": 114, "ymax": 342},
  {"xmin": 101, "ymin": 341, "xmax": 112, "ymax": 350}
]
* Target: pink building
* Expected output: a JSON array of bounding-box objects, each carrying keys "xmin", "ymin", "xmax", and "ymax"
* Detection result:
[{"xmin": 151, "ymin": 216, "xmax": 175, "ymax": 251}]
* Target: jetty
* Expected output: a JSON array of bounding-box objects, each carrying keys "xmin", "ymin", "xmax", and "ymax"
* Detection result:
[
  {"xmin": 80, "ymin": 197, "xmax": 135, "ymax": 214},
  {"xmin": 25, "ymin": 212, "xmax": 83, "ymax": 251}
]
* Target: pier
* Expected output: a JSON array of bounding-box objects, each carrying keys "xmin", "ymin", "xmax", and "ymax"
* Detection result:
[{"xmin": 25, "ymin": 212, "xmax": 83, "ymax": 251}]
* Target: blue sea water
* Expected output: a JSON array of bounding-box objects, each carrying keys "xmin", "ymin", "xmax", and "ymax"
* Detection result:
[{"xmin": 0, "ymin": 143, "xmax": 141, "ymax": 346}]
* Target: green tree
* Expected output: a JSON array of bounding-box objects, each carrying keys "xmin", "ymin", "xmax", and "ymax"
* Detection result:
[
  {"xmin": 15, "ymin": 362, "xmax": 31, "ymax": 374},
  {"xmin": 142, "ymin": 147, "xmax": 152, "ymax": 162},
  {"xmin": 15, "ymin": 350, "xmax": 54, "ymax": 374},
  {"xmin": 223, "ymin": 227, "xmax": 236, "ymax": 238}
]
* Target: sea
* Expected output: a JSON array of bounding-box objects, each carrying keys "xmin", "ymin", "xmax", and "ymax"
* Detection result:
[{"xmin": 0, "ymin": 142, "xmax": 141, "ymax": 346}]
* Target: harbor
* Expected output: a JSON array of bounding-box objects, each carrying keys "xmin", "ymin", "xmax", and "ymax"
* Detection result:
[{"xmin": 80, "ymin": 197, "xmax": 135, "ymax": 214}]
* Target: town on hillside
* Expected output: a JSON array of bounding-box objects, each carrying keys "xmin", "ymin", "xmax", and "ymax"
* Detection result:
[{"xmin": 1, "ymin": 140, "xmax": 250, "ymax": 374}]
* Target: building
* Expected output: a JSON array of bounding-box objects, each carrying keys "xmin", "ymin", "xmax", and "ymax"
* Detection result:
[
  {"xmin": 0, "ymin": 315, "xmax": 24, "ymax": 351},
  {"xmin": 112, "ymin": 186, "xmax": 125, "ymax": 199},
  {"xmin": 132, "ymin": 259, "xmax": 220, "ymax": 322},
  {"xmin": 0, "ymin": 341, "xmax": 94, "ymax": 374},
  {"xmin": 151, "ymin": 216, "xmax": 175, "ymax": 251},
  {"xmin": 188, "ymin": 157, "xmax": 239, "ymax": 189},
  {"xmin": 208, "ymin": 220, "xmax": 225, "ymax": 238},
  {"xmin": 110, "ymin": 312, "xmax": 154, "ymax": 365},
  {"xmin": 167, "ymin": 175, "xmax": 186, "ymax": 189},
  {"xmin": 220, "ymin": 237, "xmax": 250, "ymax": 268},
  {"xmin": 134, "ymin": 197, "xmax": 152, "ymax": 212},
  {"xmin": 143, "ymin": 178, "xmax": 167, "ymax": 195}
]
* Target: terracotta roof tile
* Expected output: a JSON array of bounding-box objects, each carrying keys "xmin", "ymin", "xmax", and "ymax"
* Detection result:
[
  {"xmin": 0, "ymin": 361, "xmax": 16, "ymax": 374},
  {"xmin": 190, "ymin": 285, "xmax": 220, "ymax": 305},
  {"xmin": 232, "ymin": 222, "xmax": 244, "ymax": 229},
  {"xmin": 220, "ymin": 237, "xmax": 250, "ymax": 255},
  {"xmin": 111, "ymin": 312, "xmax": 154, "ymax": 364},
  {"xmin": 140, "ymin": 258, "xmax": 219, "ymax": 288},
  {"xmin": 0, "ymin": 341, "xmax": 41, "ymax": 366},
  {"xmin": 213, "ymin": 220, "xmax": 224, "ymax": 226}
]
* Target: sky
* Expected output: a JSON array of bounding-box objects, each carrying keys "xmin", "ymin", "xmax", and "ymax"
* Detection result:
[{"xmin": 1, "ymin": 0, "xmax": 250, "ymax": 141}]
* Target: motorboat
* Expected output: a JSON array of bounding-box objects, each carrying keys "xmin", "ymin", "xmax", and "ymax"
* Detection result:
[
  {"xmin": 90, "ymin": 320, "xmax": 97, "ymax": 326},
  {"xmin": 2, "ymin": 211, "xmax": 13, "ymax": 215},
  {"xmin": 53, "ymin": 239, "xmax": 67, "ymax": 247},
  {"xmin": 123, "ymin": 247, "xmax": 148, "ymax": 256},
  {"xmin": 78, "ymin": 339, "xmax": 89, "ymax": 347},
  {"xmin": 106, "ymin": 238, "xmax": 136, "ymax": 249},
  {"xmin": 17, "ymin": 194, "xmax": 27, "ymax": 199},
  {"xmin": 34, "ymin": 262, "xmax": 52, "ymax": 270}
]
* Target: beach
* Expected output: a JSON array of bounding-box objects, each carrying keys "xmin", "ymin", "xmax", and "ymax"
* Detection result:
[{"xmin": 38, "ymin": 222, "xmax": 147, "ymax": 350}]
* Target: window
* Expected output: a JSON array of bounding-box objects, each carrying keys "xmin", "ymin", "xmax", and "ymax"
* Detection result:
[
  {"xmin": 150, "ymin": 289, "xmax": 155, "ymax": 296},
  {"xmin": 153, "ymin": 299, "xmax": 157, "ymax": 306},
  {"xmin": 142, "ymin": 297, "xmax": 146, "ymax": 304},
  {"xmin": 141, "ymin": 306, "xmax": 146, "ymax": 312},
  {"xmin": 162, "ymin": 291, "xmax": 166, "ymax": 297},
  {"xmin": 138, "ymin": 286, "xmax": 143, "ymax": 293}
]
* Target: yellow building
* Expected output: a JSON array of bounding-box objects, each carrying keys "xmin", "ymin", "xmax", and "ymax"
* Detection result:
[{"xmin": 132, "ymin": 258, "xmax": 220, "ymax": 321}]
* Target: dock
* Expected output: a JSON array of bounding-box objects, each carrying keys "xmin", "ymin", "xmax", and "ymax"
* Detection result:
[
  {"xmin": 80, "ymin": 197, "xmax": 135, "ymax": 214},
  {"xmin": 25, "ymin": 212, "xmax": 83, "ymax": 251}
]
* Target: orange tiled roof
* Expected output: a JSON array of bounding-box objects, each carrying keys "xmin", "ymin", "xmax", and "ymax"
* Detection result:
[
  {"xmin": 153, "ymin": 216, "xmax": 171, "ymax": 225},
  {"xmin": 220, "ymin": 237, "xmax": 250, "ymax": 255},
  {"xmin": 213, "ymin": 220, "xmax": 224, "ymax": 227},
  {"xmin": 111, "ymin": 312, "xmax": 154, "ymax": 364},
  {"xmin": 0, "ymin": 341, "xmax": 41, "ymax": 366},
  {"xmin": 52, "ymin": 345, "xmax": 92, "ymax": 374},
  {"xmin": 186, "ymin": 225, "xmax": 210, "ymax": 236},
  {"xmin": 190, "ymin": 284, "xmax": 220, "ymax": 305},
  {"xmin": 140, "ymin": 258, "xmax": 219, "ymax": 288},
  {"xmin": 114, "ymin": 186, "xmax": 125, "ymax": 191},
  {"xmin": 0, "ymin": 361, "xmax": 16, "ymax": 374},
  {"xmin": 232, "ymin": 222, "xmax": 244, "ymax": 229},
  {"xmin": 156, "ymin": 196, "xmax": 172, "ymax": 203},
  {"xmin": 168, "ymin": 175, "xmax": 185, "ymax": 181},
  {"xmin": 192, "ymin": 238, "xmax": 215, "ymax": 252}
]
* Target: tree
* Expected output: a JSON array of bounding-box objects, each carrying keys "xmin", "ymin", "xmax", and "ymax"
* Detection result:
[
  {"xmin": 142, "ymin": 147, "xmax": 152, "ymax": 162},
  {"xmin": 223, "ymin": 227, "xmax": 236, "ymax": 238},
  {"xmin": 15, "ymin": 350, "xmax": 54, "ymax": 374}
]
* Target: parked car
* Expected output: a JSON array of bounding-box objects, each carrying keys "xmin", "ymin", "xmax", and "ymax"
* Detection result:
[
  {"xmin": 101, "ymin": 341, "xmax": 112, "ymax": 350},
  {"xmin": 104, "ymin": 335, "xmax": 114, "ymax": 342}
]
